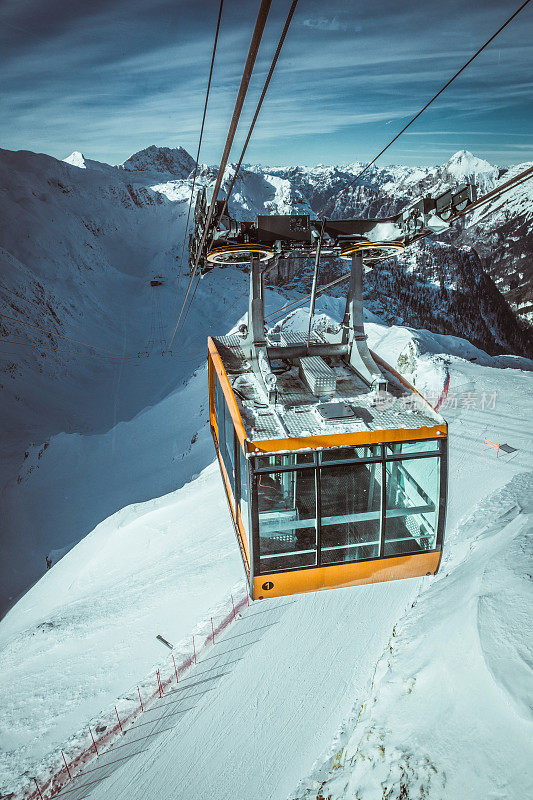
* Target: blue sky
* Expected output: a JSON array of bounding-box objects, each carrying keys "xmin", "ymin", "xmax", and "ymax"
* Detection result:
[{"xmin": 0, "ymin": 0, "xmax": 531, "ymax": 167}]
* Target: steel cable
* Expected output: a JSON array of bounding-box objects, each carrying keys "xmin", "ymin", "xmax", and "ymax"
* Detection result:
[
  {"xmin": 319, "ymin": 0, "xmax": 532, "ymax": 216},
  {"xmin": 218, "ymin": 0, "xmax": 299, "ymax": 222},
  {"xmin": 0, "ymin": 311, "xmax": 133, "ymax": 358},
  {"xmin": 449, "ymin": 165, "xmax": 533, "ymax": 221},
  {"xmin": 172, "ymin": 0, "xmax": 299, "ymax": 342},
  {"xmin": 0, "ymin": 338, "xmax": 139, "ymax": 360},
  {"xmin": 169, "ymin": 0, "xmax": 273, "ymax": 349},
  {"xmin": 172, "ymin": 0, "xmax": 225, "ymax": 312}
]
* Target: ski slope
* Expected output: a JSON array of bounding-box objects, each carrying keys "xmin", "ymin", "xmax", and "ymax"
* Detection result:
[{"xmin": 1, "ymin": 310, "xmax": 531, "ymax": 800}]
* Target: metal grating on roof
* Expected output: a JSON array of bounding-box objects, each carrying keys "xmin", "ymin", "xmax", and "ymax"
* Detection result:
[
  {"xmin": 299, "ymin": 356, "xmax": 337, "ymax": 397},
  {"xmin": 278, "ymin": 330, "xmax": 322, "ymax": 346},
  {"xmin": 253, "ymin": 410, "xmax": 285, "ymax": 439}
]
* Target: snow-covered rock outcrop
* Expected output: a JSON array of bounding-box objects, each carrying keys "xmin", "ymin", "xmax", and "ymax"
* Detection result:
[
  {"xmin": 441, "ymin": 149, "xmax": 499, "ymax": 194},
  {"xmin": 121, "ymin": 144, "xmax": 196, "ymax": 178}
]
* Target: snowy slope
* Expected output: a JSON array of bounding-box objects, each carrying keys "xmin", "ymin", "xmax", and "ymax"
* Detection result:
[
  {"xmin": 0, "ymin": 264, "xmax": 257, "ymax": 615},
  {"xmin": 457, "ymin": 161, "xmax": 533, "ymax": 322},
  {"xmin": 0, "ymin": 144, "xmax": 328, "ymax": 614},
  {"xmin": 1, "ymin": 144, "xmax": 531, "ymax": 798},
  {"xmin": 0, "ymin": 462, "xmax": 244, "ymax": 792},
  {"xmin": 0, "ymin": 145, "xmax": 191, "ymax": 613},
  {"xmin": 1, "ymin": 310, "xmax": 532, "ymax": 799}
]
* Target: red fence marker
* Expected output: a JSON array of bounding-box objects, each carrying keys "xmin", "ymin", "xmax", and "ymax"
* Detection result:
[
  {"xmin": 483, "ymin": 438, "xmax": 500, "ymax": 457},
  {"xmin": 115, "ymin": 706, "xmax": 124, "ymax": 734},
  {"xmin": 89, "ymin": 726, "xmax": 99, "ymax": 757},
  {"xmin": 231, "ymin": 594, "xmax": 236, "ymax": 620},
  {"xmin": 211, "ymin": 617, "xmax": 215, "ymax": 644},
  {"xmin": 156, "ymin": 669, "xmax": 163, "ymax": 698},
  {"xmin": 137, "ymin": 686, "xmax": 144, "ymax": 712},
  {"xmin": 435, "ymin": 372, "xmax": 451, "ymax": 411},
  {"xmin": 193, "ymin": 635, "xmax": 197, "ymax": 664},
  {"xmin": 172, "ymin": 654, "xmax": 179, "ymax": 684},
  {"xmin": 33, "ymin": 777, "xmax": 44, "ymax": 799},
  {"xmin": 61, "ymin": 750, "xmax": 72, "ymax": 781}
]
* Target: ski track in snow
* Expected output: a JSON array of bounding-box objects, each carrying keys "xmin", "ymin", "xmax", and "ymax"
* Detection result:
[{"xmin": 66, "ymin": 584, "xmax": 420, "ymax": 800}]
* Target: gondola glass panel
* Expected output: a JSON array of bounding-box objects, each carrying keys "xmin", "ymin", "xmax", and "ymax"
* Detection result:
[
  {"xmin": 320, "ymin": 461, "xmax": 381, "ymax": 563},
  {"xmin": 214, "ymin": 375, "xmax": 235, "ymax": 507},
  {"xmin": 214, "ymin": 377, "xmax": 224, "ymax": 449},
  {"xmin": 384, "ymin": 455, "xmax": 440, "ymax": 556},
  {"xmin": 224, "ymin": 407, "xmax": 235, "ymax": 496},
  {"xmin": 258, "ymin": 468, "xmax": 317, "ymax": 572},
  {"xmin": 239, "ymin": 453, "xmax": 249, "ymax": 536},
  {"xmin": 385, "ymin": 440, "xmax": 441, "ymax": 455}
]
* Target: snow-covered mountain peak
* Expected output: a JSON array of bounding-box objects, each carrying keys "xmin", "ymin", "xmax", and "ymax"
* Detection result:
[
  {"xmin": 62, "ymin": 150, "xmax": 122, "ymax": 176},
  {"xmin": 443, "ymin": 149, "xmax": 499, "ymax": 192},
  {"xmin": 63, "ymin": 151, "xmax": 86, "ymax": 169},
  {"xmin": 121, "ymin": 145, "xmax": 196, "ymax": 178}
]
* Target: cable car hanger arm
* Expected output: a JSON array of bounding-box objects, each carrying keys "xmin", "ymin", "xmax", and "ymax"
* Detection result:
[{"xmin": 189, "ymin": 183, "xmax": 474, "ymax": 270}]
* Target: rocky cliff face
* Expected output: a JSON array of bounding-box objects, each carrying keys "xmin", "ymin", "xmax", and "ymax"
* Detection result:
[{"xmin": 121, "ymin": 144, "xmax": 196, "ymax": 178}]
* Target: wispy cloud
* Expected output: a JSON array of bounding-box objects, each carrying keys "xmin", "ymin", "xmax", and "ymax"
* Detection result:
[
  {"xmin": 0, "ymin": 0, "xmax": 531, "ymax": 167},
  {"xmin": 302, "ymin": 16, "xmax": 357, "ymax": 33}
]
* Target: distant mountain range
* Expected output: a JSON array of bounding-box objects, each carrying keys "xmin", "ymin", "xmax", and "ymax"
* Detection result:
[
  {"xmin": 117, "ymin": 145, "xmax": 531, "ymax": 329},
  {"xmin": 245, "ymin": 150, "xmax": 532, "ymax": 328}
]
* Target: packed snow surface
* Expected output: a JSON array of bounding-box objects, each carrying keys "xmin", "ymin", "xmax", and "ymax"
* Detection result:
[
  {"xmin": 0, "ymin": 463, "xmax": 243, "ymax": 788},
  {"xmin": 1, "ymin": 298, "xmax": 532, "ymax": 799}
]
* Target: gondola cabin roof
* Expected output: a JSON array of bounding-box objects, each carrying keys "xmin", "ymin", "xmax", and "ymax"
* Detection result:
[{"xmin": 209, "ymin": 332, "xmax": 446, "ymax": 453}]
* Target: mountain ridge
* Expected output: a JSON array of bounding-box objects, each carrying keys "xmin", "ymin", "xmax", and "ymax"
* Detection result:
[{"xmin": 60, "ymin": 144, "xmax": 531, "ymax": 324}]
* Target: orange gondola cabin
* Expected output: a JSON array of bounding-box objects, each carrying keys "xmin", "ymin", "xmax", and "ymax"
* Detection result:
[{"xmin": 193, "ymin": 185, "xmax": 471, "ymax": 598}]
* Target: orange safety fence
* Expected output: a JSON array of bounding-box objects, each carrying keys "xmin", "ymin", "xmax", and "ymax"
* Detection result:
[{"xmin": 23, "ymin": 591, "xmax": 250, "ymax": 800}]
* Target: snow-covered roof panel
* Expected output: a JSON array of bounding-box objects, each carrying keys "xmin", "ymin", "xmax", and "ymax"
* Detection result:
[{"xmin": 212, "ymin": 333, "xmax": 445, "ymax": 447}]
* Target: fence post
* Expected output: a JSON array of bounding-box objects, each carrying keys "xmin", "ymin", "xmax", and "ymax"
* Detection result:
[
  {"xmin": 172, "ymin": 655, "xmax": 179, "ymax": 684},
  {"xmin": 231, "ymin": 594, "xmax": 236, "ymax": 620},
  {"xmin": 61, "ymin": 750, "xmax": 72, "ymax": 781},
  {"xmin": 193, "ymin": 635, "xmax": 197, "ymax": 664},
  {"xmin": 156, "ymin": 669, "xmax": 163, "ymax": 698},
  {"xmin": 89, "ymin": 726, "xmax": 99, "ymax": 757},
  {"xmin": 137, "ymin": 686, "xmax": 144, "ymax": 712},
  {"xmin": 115, "ymin": 706, "xmax": 124, "ymax": 734},
  {"xmin": 247, "ymin": 593, "xmax": 250, "ymax": 606},
  {"xmin": 211, "ymin": 617, "xmax": 215, "ymax": 644},
  {"xmin": 33, "ymin": 777, "xmax": 44, "ymax": 800}
]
